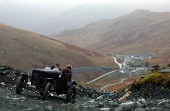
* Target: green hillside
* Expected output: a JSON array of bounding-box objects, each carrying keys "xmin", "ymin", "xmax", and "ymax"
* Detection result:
[
  {"xmin": 54, "ymin": 10, "xmax": 170, "ymax": 66},
  {"xmin": 0, "ymin": 23, "xmax": 117, "ymax": 70}
]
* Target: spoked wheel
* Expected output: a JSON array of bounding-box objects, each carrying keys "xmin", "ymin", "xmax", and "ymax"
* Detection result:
[
  {"xmin": 66, "ymin": 85, "xmax": 76, "ymax": 104},
  {"xmin": 16, "ymin": 76, "xmax": 24, "ymax": 94},
  {"xmin": 42, "ymin": 82, "xmax": 51, "ymax": 100}
]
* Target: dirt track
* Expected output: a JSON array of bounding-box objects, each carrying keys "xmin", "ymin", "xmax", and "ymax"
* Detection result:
[{"xmin": 0, "ymin": 87, "xmax": 89, "ymax": 111}]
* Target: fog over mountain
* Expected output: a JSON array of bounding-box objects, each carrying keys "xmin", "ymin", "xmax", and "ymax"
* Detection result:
[
  {"xmin": 0, "ymin": 1, "xmax": 75, "ymax": 30},
  {"xmin": 0, "ymin": 1, "xmax": 170, "ymax": 36},
  {"xmin": 32, "ymin": 1, "xmax": 170, "ymax": 36}
]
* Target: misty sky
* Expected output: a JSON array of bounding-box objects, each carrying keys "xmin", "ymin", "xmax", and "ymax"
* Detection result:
[
  {"xmin": 2, "ymin": 0, "xmax": 170, "ymax": 5},
  {"xmin": 1, "ymin": 0, "xmax": 170, "ymax": 32}
]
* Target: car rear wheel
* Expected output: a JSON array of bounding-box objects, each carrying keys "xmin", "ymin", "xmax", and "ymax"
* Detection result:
[
  {"xmin": 66, "ymin": 85, "xmax": 76, "ymax": 103},
  {"xmin": 16, "ymin": 76, "xmax": 24, "ymax": 94},
  {"xmin": 42, "ymin": 82, "xmax": 51, "ymax": 100}
]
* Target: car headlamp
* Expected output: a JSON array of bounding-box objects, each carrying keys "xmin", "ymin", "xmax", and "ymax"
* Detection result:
[{"xmin": 59, "ymin": 74, "xmax": 61, "ymax": 78}]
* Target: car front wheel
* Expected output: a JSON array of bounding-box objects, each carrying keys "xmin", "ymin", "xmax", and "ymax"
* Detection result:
[
  {"xmin": 16, "ymin": 76, "xmax": 24, "ymax": 94},
  {"xmin": 66, "ymin": 85, "xmax": 76, "ymax": 103},
  {"xmin": 42, "ymin": 82, "xmax": 51, "ymax": 100}
]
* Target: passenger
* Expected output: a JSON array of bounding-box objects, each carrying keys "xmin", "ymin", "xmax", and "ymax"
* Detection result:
[
  {"xmin": 53, "ymin": 63, "xmax": 61, "ymax": 71},
  {"xmin": 62, "ymin": 64, "xmax": 72, "ymax": 81}
]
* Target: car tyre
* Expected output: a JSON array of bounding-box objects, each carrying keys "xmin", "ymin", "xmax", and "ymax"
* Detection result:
[
  {"xmin": 16, "ymin": 76, "xmax": 24, "ymax": 94},
  {"xmin": 42, "ymin": 82, "xmax": 51, "ymax": 100},
  {"xmin": 66, "ymin": 85, "xmax": 76, "ymax": 104}
]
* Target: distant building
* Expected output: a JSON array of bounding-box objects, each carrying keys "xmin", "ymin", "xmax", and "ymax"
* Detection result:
[
  {"xmin": 133, "ymin": 61, "xmax": 142, "ymax": 67},
  {"xmin": 128, "ymin": 61, "xmax": 142, "ymax": 68},
  {"xmin": 134, "ymin": 56, "xmax": 140, "ymax": 61}
]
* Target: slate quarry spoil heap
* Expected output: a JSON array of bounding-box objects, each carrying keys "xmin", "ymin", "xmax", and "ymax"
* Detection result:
[
  {"xmin": 1, "ymin": 64, "xmax": 170, "ymax": 111},
  {"xmin": 0, "ymin": 64, "xmax": 21, "ymax": 88}
]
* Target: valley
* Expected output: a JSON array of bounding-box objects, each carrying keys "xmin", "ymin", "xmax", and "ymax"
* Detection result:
[
  {"xmin": 79, "ymin": 52, "xmax": 154, "ymax": 90},
  {"xmin": 54, "ymin": 10, "xmax": 170, "ymax": 66}
]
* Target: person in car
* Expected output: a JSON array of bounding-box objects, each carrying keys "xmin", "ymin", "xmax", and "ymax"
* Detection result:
[
  {"xmin": 62, "ymin": 64, "xmax": 72, "ymax": 80},
  {"xmin": 53, "ymin": 63, "xmax": 61, "ymax": 71}
]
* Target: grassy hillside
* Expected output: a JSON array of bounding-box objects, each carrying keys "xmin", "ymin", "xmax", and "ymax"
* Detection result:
[
  {"xmin": 0, "ymin": 23, "xmax": 117, "ymax": 70},
  {"xmin": 54, "ymin": 10, "xmax": 170, "ymax": 66}
]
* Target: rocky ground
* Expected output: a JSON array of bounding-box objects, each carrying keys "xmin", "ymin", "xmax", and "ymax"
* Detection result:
[
  {"xmin": 1, "ymin": 64, "xmax": 170, "ymax": 111},
  {"xmin": 1, "ymin": 85, "xmax": 170, "ymax": 111}
]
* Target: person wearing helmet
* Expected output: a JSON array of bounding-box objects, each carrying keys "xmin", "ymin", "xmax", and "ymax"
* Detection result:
[
  {"xmin": 53, "ymin": 63, "xmax": 61, "ymax": 71},
  {"xmin": 62, "ymin": 64, "xmax": 72, "ymax": 81}
]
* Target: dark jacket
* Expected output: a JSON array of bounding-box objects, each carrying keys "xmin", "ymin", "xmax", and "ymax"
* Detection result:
[{"xmin": 62, "ymin": 69, "xmax": 72, "ymax": 78}]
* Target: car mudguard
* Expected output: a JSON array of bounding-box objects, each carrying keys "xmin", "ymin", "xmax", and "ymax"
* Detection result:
[
  {"xmin": 20, "ymin": 72, "xmax": 28, "ymax": 80},
  {"xmin": 67, "ymin": 80, "xmax": 77, "ymax": 86}
]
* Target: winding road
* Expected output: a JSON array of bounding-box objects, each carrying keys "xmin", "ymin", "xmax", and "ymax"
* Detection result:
[
  {"xmin": 98, "ymin": 78, "xmax": 126, "ymax": 91},
  {"xmin": 112, "ymin": 56, "xmax": 122, "ymax": 68},
  {"xmin": 86, "ymin": 70, "xmax": 117, "ymax": 83},
  {"xmin": 86, "ymin": 56, "xmax": 122, "ymax": 83}
]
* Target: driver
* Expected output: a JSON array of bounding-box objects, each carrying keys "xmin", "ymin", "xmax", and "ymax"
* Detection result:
[
  {"xmin": 62, "ymin": 64, "xmax": 72, "ymax": 81},
  {"xmin": 53, "ymin": 63, "xmax": 61, "ymax": 71}
]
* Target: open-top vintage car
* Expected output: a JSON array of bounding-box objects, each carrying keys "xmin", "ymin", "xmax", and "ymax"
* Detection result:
[{"xmin": 16, "ymin": 67, "xmax": 77, "ymax": 103}]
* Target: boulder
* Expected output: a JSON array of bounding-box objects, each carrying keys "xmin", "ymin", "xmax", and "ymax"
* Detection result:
[
  {"xmin": 138, "ymin": 98, "xmax": 147, "ymax": 104},
  {"xmin": 99, "ymin": 108, "xmax": 110, "ymax": 111},
  {"xmin": 115, "ymin": 106, "xmax": 124, "ymax": 111},
  {"xmin": 118, "ymin": 91, "xmax": 132, "ymax": 101},
  {"xmin": 45, "ymin": 106, "xmax": 53, "ymax": 111},
  {"xmin": 119, "ymin": 101, "xmax": 134, "ymax": 110},
  {"xmin": 95, "ymin": 95, "xmax": 104, "ymax": 101},
  {"xmin": 145, "ymin": 107, "xmax": 150, "ymax": 111},
  {"xmin": 135, "ymin": 108, "xmax": 145, "ymax": 111},
  {"xmin": 0, "ymin": 82, "xmax": 5, "ymax": 86}
]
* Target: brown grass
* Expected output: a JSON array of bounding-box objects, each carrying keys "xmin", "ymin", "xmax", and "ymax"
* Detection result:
[
  {"xmin": 78, "ymin": 79, "xmax": 121, "ymax": 90},
  {"xmin": 0, "ymin": 23, "xmax": 117, "ymax": 71},
  {"xmin": 105, "ymin": 82, "xmax": 131, "ymax": 91}
]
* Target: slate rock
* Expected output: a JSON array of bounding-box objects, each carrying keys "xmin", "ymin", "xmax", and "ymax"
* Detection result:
[
  {"xmin": 0, "ymin": 82, "xmax": 5, "ymax": 86},
  {"xmin": 98, "ymin": 102, "xmax": 104, "ymax": 108},
  {"xmin": 115, "ymin": 106, "xmax": 124, "ymax": 111},
  {"xmin": 150, "ymin": 107, "xmax": 169, "ymax": 111},
  {"xmin": 99, "ymin": 108, "xmax": 110, "ymax": 111},
  {"xmin": 135, "ymin": 108, "xmax": 145, "ymax": 111},
  {"xmin": 145, "ymin": 107, "xmax": 150, "ymax": 111},
  {"xmin": 157, "ymin": 100, "xmax": 170, "ymax": 107},
  {"xmin": 144, "ymin": 101, "xmax": 152, "ymax": 107},
  {"xmin": 136, "ymin": 101, "xmax": 145, "ymax": 108},
  {"xmin": 45, "ymin": 106, "xmax": 53, "ymax": 111},
  {"xmin": 5, "ymin": 96, "xmax": 10, "ymax": 100},
  {"xmin": 95, "ymin": 96, "xmax": 104, "ymax": 101},
  {"xmin": 138, "ymin": 98, "xmax": 146, "ymax": 104},
  {"xmin": 113, "ymin": 101, "xmax": 119, "ymax": 107},
  {"xmin": 27, "ymin": 108, "xmax": 37, "ymax": 111},
  {"xmin": 165, "ymin": 103, "xmax": 170, "ymax": 109},
  {"xmin": 120, "ymin": 102, "xmax": 132, "ymax": 109}
]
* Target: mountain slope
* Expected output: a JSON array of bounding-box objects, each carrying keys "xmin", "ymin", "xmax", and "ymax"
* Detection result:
[
  {"xmin": 32, "ymin": 3, "xmax": 128, "ymax": 36},
  {"xmin": 0, "ymin": 23, "xmax": 117, "ymax": 70},
  {"xmin": 31, "ymin": 2, "xmax": 170, "ymax": 36},
  {"xmin": 54, "ymin": 10, "xmax": 170, "ymax": 66}
]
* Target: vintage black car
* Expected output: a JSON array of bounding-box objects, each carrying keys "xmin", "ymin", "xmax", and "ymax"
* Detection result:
[{"xmin": 16, "ymin": 67, "xmax": 77, "ymax": 103}]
